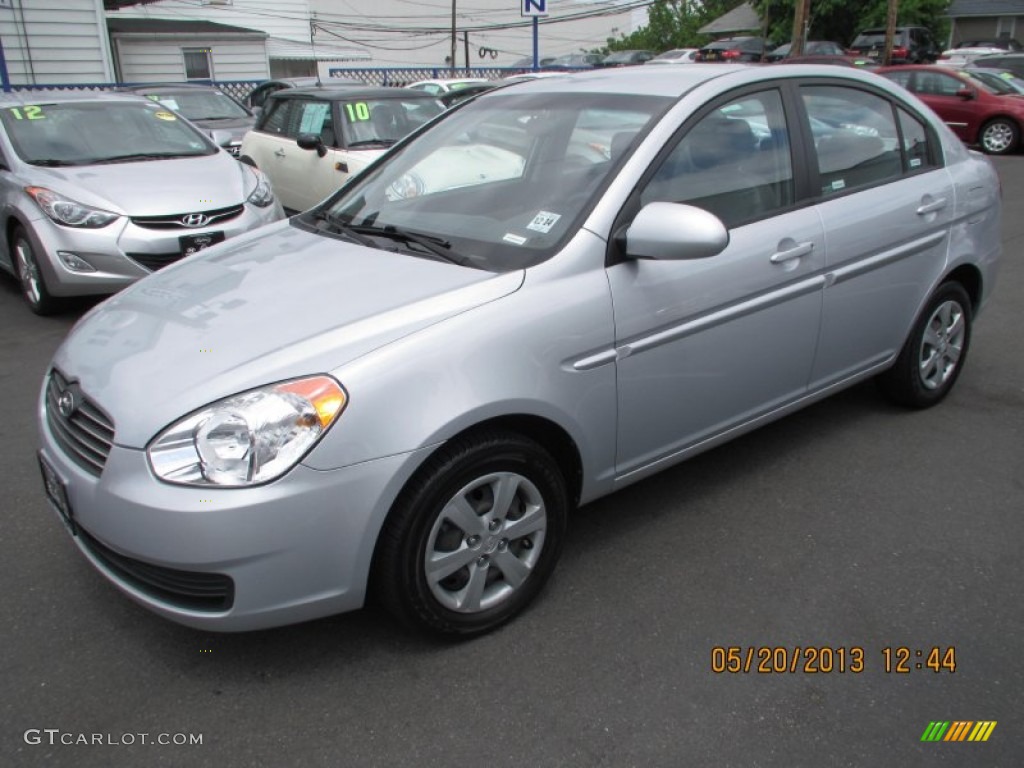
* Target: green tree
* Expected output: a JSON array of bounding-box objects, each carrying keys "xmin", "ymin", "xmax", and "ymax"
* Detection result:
[
  {"xmin": 605, "ymin": 0, "xmax": 741, "ymax": 53},
  {"xmin": 751, "ymin": 0, "xmax": 951, "ymax": 48}
]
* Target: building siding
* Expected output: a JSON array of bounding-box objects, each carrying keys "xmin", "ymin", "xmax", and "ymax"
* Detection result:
[
  {"xmin": 0, "ymin": 0, "xmax": 112, "ymax": 84},
  {"xmin": 115, "ymin": 39, "xmax": 269, "ymax": 82}
]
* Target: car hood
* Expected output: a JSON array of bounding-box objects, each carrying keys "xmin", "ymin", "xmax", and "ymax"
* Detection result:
[
  {"xmin": 31, "ymin": 153, "xmax": 247, "ymax": 216},
  {"xmin": 52, "ymin": 221, "xmax": 524, "ymax": 448},
  {"xmin": 191, "ymin": 116, "xmax": 256, "ymax": 143}
]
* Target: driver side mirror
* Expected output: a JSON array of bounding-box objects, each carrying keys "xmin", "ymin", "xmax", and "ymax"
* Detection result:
[
  {"xmin": 297, "ymin": 132, "xmax": 327, "ymax": 157},
  {"xmin": 622, "ymin": 202, "xmax": 729, "ymax": 261},
  {"xmin": 956, "ymin": 88, "xmax": 976, "ymax": 100}
]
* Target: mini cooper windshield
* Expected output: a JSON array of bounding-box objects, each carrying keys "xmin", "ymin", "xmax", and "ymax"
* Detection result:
[
  {"xmin": 304, "ymin": 92, "xmax": 669, "ymax": 271},
  {"xmin": 0, "ymin": 101, "xmax": 216, "ymax": 166}
]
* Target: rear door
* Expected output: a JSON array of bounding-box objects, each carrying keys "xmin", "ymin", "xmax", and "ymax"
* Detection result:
[{"xmin": 800, "ymin": 82, "xmax": 955, "ymax": 386}]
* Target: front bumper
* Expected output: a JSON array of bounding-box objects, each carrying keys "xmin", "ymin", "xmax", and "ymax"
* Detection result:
[
  {"xmin": 37, "ymin": 381, "xmax": 429, "ymax": 631},
  {"xmin": 29, "ymin": 200, "xmax": 284, "ymax": 299}
]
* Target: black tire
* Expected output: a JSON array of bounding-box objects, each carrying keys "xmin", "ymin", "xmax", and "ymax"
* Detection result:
[
  {"xmin": 877, "ymin": 282, "xmax": 972, "ymax": 408},
  {"xmin": 373, "ymin": 431, "xmax": 569, "ymax": 636},
  {"xmin": 979, "ymin": 117, "xmax": 1019, "ymax": 155},
  {"xmin": 11, "ymin": 225, "xmax": 61, "ymax": 315}
]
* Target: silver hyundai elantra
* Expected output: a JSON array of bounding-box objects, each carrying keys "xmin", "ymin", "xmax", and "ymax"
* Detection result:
[
  {"xmin": 0, "ymin": 90, "xmax": 283, "ymax": 314},
  {"xmin": 36, "ymin": 65, "xmax": 1001, "ymax": 636}
]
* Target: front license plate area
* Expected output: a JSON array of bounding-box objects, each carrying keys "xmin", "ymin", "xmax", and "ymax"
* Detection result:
[
  {"xmin": 179, "ymin": 231, "xmax": 225, "ymax": 256},
  {"xmin": 39, "ymin": 452, "xmax": 76, "ymax": 535}
]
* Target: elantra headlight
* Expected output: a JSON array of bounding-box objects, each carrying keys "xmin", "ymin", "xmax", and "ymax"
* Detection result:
[
  {"xmin": 26, "ymin": 186, "xmax": 119, "ymax": 228},
  {"xmin": 244, "ymin": 167, "xmax": 275, "ymax": 208},
  {"xmin": 148, "ymin": 376, "xmax": 347, "ymax": 487}
]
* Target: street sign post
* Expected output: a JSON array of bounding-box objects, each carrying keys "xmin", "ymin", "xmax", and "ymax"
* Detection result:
[{"xmin": 521, "ymin": 0, "xmax": 549, "ymax": 70}]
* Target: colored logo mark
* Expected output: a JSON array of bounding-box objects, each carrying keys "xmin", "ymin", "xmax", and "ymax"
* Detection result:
[{"xmin": 921, "ymin": 721, "xmax": 997, "ymax": 742}]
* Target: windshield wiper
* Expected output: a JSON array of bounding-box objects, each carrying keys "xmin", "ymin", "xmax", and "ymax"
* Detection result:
[
  {"xmin": 93, "ymin": 152, "xmax": 196, "ymax": 164},
  {"xmin": 346, "ymin": 223, "xmax": 467, "ymax": 265},
  {"xmin": 346, "ymin": 139, "xmax": 397, "ymax": 148},
  {"xmin": 310, "ymin": 211, "xmax": 377, "ymax": 247}
]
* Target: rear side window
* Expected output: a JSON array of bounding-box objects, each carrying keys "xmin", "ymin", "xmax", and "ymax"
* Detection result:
[
  {"xmin": 801, "ymin": 86, "xmax": 903, "ymax": 195},
  {"xmin": 897, "ymin": 106, "xmax": 935, "ymax": 171},
  {"xmin": 257, "ymin": 98, "xmax": 294, "ymax": 135}
]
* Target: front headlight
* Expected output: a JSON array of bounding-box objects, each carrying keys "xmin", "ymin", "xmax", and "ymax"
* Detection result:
[
  {"xmin": 148, "ymin": 375, "xmax": 347, "ymax": 487},
  {"xmin": 25, "ymin": 186, "xmax": 119, "ymax": 228},
  {"xmin": 244, "ymin": 167, "xmax": 275, "ymax": 208}
]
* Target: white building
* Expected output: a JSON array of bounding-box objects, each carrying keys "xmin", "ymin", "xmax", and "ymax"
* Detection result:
[{"xmin": 0, "ymin": 0, "xmax": 115, "ymax": 84}]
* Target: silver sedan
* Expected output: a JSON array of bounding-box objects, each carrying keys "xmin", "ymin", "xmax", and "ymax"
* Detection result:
[
  {"xmin": 37, "ymin": 64, "xmax": 1000, "ymax": 636},
  {"xmin": 0, "ymin": 90, "xmax": 283, "ymax": 314}
]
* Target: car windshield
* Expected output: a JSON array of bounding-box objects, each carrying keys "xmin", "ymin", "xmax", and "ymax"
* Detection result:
[
  {"xmin": 0, "ymin": 101, "xmax": 216, "ymax": 166},
  {"xmin": 961, "ymin": 69, "xmax": 1024, "ymax": 94},
  {"xmin": 306, "ymin": 91, "xmax": 668, "ymax": 271},
  {"xmin": 140, "ymin": 89, "xmax": 250, "ymax": 120},
  {"xmin": 340, "ymin": 97, "xmax": 446, "ymax": 146}
]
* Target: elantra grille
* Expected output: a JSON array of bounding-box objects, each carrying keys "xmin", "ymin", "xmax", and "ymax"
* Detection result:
[
  {"xmin": 78, "ymin": 527, "xmax": 235, "ymax": 612},
  {"xmin": 125, "ymin": 252, "xmax": 183, "ymax": 272},
  {"xmin": 45, "ymin": 370, "xmax": 115, "ymax": 476},
  {"xmin": 130, "ymin": 204, "xmax": 243, "ymax": 230}
]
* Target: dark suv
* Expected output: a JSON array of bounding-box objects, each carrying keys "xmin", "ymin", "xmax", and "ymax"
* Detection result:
[{"xmin": 849, "ymin": 27, "xmax": 940, "ymax": 64}]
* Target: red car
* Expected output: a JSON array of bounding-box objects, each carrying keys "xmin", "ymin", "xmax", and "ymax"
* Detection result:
[{"xmin": 877, "ymin": 64, "xmax": 1024, "ymax": 154}]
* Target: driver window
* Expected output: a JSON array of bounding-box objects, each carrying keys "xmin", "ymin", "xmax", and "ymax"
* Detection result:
[{"xmin": 638, "ymin": 90, "xmax": 793, "ymax": 228}]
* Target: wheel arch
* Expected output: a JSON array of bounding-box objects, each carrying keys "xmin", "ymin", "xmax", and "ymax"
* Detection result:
[{"xmin": 943, "ymin": 263, "xmax": 982, "ymax": 311}]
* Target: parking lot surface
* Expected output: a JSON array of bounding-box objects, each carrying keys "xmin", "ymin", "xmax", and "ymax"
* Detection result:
[{"xmin": 2, "ymin": 157, "xmax": 1021, "ymax": 767}]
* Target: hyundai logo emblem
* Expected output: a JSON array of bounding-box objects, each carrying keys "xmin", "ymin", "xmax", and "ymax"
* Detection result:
[
  {"xmin": 181, "ymin": 213, "xmax": 210, "ymax": 228},
  {"xmin": 57, "ymin": 389, "xmax": 78, "ymax": 418}
]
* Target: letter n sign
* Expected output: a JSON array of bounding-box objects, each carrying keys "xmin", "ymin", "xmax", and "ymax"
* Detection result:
[{"xmin": 521, "ymin": 0, "xmax": 548, "ymax": 17}]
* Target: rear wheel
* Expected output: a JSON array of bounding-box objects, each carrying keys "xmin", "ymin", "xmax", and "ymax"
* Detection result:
[
  {"xmin": 11, "ymin": 225, "xmax": 61, "ymax": 315},
  {"xmin": 374, "ymin": 431, "xmax": 568, "ymax": 636},
  {"xmin": 877, "ymin": 282, "xmax": 972, "ymax": 408},
  {"xmin": 979, "ymin": 118, "xmax": 1018, "ymax": 155}
]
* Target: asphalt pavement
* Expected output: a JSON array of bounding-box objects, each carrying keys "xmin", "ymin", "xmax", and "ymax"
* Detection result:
[{"xmin": 2, "ymin": 156, "xmax": 1022, "ymax": 767}]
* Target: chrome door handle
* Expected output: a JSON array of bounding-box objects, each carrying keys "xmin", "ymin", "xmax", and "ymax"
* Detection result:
[
  {"xmin": 916, "ymin": 198, "xmax": 947, "ymax": 215},
  {"xmin": 274, "ymin": 149, "xmax": 286, "ymax": 158},
  {"xmin": 769, "ymin": 242, "xmax": 814, "ymax": 264}
]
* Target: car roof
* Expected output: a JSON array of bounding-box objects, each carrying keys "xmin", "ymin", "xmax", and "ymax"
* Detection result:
[
  {"xmin": 478, "ymin": 62, "xmax": 886, "ymax": 99},
  {"xmin": 269, "ymin": 86, "xmax": 441, "ymax": 101},
  {"xmin": 123, "ymin": 83, "xmax": 225, "ymax": 92}
]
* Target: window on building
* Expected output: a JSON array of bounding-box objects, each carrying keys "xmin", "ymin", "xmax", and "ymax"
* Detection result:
[{"xmin": 183, "ymin": 48, "xmax": 213, "ymax": 81}]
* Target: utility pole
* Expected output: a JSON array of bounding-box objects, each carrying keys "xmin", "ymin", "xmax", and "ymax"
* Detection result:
[
  {"xmin": 884, "ymin": 0, "xmax": 898, "ymax": 65},
  {"xmin": 450, "ymin": 0, "xmax": 457, "ymax": 73},
  {"xmin": 790, "ymin": 0, "xmax": 811, "ymax": 57}
]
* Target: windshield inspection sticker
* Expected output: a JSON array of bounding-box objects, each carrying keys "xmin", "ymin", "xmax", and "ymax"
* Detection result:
[
  {"xmin": 503, "ymin": 233, "xmax": 528, "ymax": 245},
  {"xmin": 526, "ymin": 211, "xmax": 561, "ymax": 233},
  {"xmin": 154, "ymin": 111, "xmax": 177, "ymax": 121}
]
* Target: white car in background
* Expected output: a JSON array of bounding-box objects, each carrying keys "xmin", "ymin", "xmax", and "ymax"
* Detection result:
[
  {"xmin": 646, "ymin": 48, "xmax": 699, "ymax": 65},
  {"xmin": 240, "ymin": 86, "xmax": 445, "ymax": 212},
  {"xmin": 405, "ymin": 78, "xmax": 489, "ymax": 95}
]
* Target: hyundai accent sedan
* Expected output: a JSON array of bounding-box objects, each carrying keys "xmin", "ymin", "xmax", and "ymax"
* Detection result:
[
  {"xmin": 0, "ymin": 91, "xmax": 283, "ymax": 314},
  {"xmin": 37, "ymin": 64, "xmax": 1001, "ymax": 636}
]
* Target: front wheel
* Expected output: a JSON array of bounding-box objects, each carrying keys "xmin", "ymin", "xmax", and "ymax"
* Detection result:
[
  {"xmin": 979, "ymin": 118, "xmax": 1019, "ymax": 155},
  {"xmin": 373, "ymin": 431, "xmax": 569, "ymax": 636},
  {"xmin": 877, "ymin": 282, "xmax": 972, "ymax": 408},
  {"xmin": 11, "ymin": 225, "xmax": 62, "ymax": 315}
]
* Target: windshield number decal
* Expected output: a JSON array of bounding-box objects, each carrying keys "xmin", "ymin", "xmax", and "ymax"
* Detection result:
[
  {"xmin": 9, "ymin": 106, "xmax": 44, "ymax": 121},
  {"xmin": 345, "ymin": 102, "xmax": 371, "ymax": 122},
  {"xmin": 526, "ymin": 211, "xmax": 561, "ymax": 233}
]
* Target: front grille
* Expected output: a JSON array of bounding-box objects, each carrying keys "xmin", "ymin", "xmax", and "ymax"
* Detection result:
[
  {"xmin": 45, "ymin": 370, "xmax": 115, "ymax": 476},
  {"xmin": 78, "ymin": 527, "xmax": 235, "ymax": 612},
  {"xmin": 130, "ymin": 204, "xmax": 244, "ymax": 230},
  {"xmin": 125, "ymin": 252, "xmax": 183, "ymax": 272}
]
